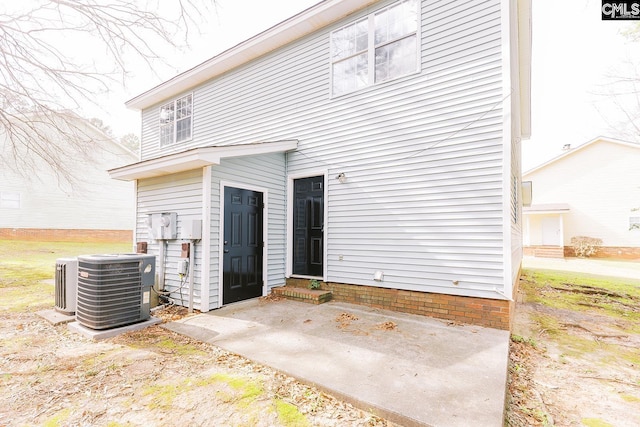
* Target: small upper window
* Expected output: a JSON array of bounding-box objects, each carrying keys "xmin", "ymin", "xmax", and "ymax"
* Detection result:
[
  {"xmin": 159, "ymin": 94, "xmax": 192, "ymax": 146},
  {"xmin": 630, "ymin": 216, "xmax": 640, "ymax": 230},
  {"xmin": 0, "ymin": 191, "xmax": 21, "ymax": 209},
  {"xmin": 331, "ymin": 0, "xmax": 419, "ymax": 96}
]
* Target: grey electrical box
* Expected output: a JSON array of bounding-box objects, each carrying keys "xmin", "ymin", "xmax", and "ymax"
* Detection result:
[{"xmin": 181, "ymin": 219, "xmax": 202, "ymax": 239}]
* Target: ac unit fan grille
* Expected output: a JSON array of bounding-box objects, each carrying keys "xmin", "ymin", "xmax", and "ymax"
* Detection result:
[
  {"xmin": 76, "ymin": 259, "xmax": 148, "ymax": 330},
  {"xmin": 55, "ymin": 262, "xmax": 67, "ymax": 310}
]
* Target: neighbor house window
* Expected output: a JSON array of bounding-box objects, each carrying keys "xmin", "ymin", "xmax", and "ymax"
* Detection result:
[
  {"xmin": 0, "ymin": 191, "xmax": 21, "ymax": 209},
  {"xmin": 331, "ymin": 0, "xmax": 419, "ymax": 96},
  {"xmin": 630, "ymin": 216, "xmax": 640, "ymax": 230},
  {"xmin": 159, "ymin": 94, "xmax": 192, "ymax": 146}
]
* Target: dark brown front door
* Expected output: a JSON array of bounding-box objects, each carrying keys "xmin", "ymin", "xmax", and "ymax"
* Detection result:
[
  {"xmin": 223, "ymin": 187, "xmax": 264, "ymax": 305},
  {"xmin": 293, "ymin": 176, "xmax": 324, "ymax": 277}
]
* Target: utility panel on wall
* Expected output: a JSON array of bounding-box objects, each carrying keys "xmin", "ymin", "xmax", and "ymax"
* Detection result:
[
  {"xmin": 180, "ymin": 219, "xmax": 202, "ymax": 240},
  {"xmin": 146, "ymin": 212, "xmax": 177, "ymax": 240}
]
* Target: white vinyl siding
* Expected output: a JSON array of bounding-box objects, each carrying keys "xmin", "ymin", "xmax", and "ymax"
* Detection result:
[
  {"xmin": 0, "ymin": 191, "xmax": 21, "ymax": 209},
  {"xmin": 524, "ymin": 140, "xmax": 640, "ymax": 248},
  {"xmin": 137, "ymin": 0, "xmax": 510, "ymax": 300},
  {"xmin": 208, "ymin": 154, "xmax": 287, "ymax": 309},
  {"xmin": 136, "ymin": 169, "xmax": 204, "ymax": 308},
  {"xmin": 0, "ymin": 137, "xmax": 135, "ymax": 230}
]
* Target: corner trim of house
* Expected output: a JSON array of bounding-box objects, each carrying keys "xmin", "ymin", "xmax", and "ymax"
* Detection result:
[
  {"xmin": 200, "ymin": 166, "xmax": 212, "ymax": 312},
  {"xmin": 500, "ymin": 0, "xmax": 514, "ymax": 300}
]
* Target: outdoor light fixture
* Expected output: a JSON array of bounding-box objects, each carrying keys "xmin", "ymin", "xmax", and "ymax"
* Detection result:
[
  {"xmin": 336, "ymin": 173, "xmax": 346, "ymax": 183},
  {"xmin": 374, "ymin": 270, "xmax": 384, "ymax": 281},
  {"xmin": 159, "ymin": 107, "xmax": 169, "ymax": 122}
]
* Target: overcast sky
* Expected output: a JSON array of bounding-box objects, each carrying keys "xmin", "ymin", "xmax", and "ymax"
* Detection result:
[{"xmin": 101, "ymin": 0, "xmax": 639, "ymax": 171}]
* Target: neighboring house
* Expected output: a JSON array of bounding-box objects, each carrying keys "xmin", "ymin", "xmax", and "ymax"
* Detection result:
[
  {"xmin": 110, "ymin": 0, "xmax": 532, "ymax": 330},
  {"xmin": 523, "ymin": 136, "xmax": 640, "ymax": 259},
  {"xmin": 0, "ymin": 114, "xmax": 137, "ymax": 243}
]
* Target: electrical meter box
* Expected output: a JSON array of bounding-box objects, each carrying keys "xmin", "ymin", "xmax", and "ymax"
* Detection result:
[{"xmin": 146, "ymin": 212, "xmax": 177, "ymax": 240}]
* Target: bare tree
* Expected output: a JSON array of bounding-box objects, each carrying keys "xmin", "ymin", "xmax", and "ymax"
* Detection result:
[
  {"xmin": 0, "ymin": 0, "xmax": 214, "ymax": 186},
  {"xmin": 120, "ymin": 132, "xmax": 140, "ymax": 152},
  {"xmin": 593, "ymin": 25, "xmax": 640, "ymax": 143}
]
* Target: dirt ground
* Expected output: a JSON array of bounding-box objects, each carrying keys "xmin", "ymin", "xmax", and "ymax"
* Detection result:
[
  {"xmin": 505, "ymin": 274, "xmax": 640, "ymax": 427},
  {"xmin": 2, "ymin": 275, "xmax": 639, "ymax": 426},
  {"xmin": 0, "ymin": 305, "xmax": 389, "ymax": 427}
]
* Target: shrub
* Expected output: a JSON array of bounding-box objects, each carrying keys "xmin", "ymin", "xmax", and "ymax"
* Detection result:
[{"xmin": 570, "ymin": 236, "xmax": 603, "ymax": 258}]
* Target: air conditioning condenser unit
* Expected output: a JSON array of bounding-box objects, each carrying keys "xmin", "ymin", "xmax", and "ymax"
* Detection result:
[
  {"xmin": 54, "ymin": 258, "xmax": 78, "ymax": 316},
  {"xmin": 76, "ymin": 254, "xmax": 155, "ymax": 330}
]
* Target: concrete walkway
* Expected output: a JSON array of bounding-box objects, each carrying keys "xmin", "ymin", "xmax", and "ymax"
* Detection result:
[
  {"xmin": 164, "ymin": 299, "xmax": 509, "ymax": 427},
  {"xmin": 522, "ymin": 256, "xmax": 640, "ymax": 280}
]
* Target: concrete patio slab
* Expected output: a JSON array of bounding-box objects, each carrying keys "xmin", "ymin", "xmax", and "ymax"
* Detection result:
[
  {"xmin": 36, "ymin": 308, "xmax": 75, "ymax": 325},
  {"xmin": 68, "ymin": 317, "xmax": 162, "ymax": 340},
  {"xmin": 163, "ymin": 299, "xmax": 509, "ymax": 427}
]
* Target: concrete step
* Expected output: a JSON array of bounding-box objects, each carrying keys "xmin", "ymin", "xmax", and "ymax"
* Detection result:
[
  {"xmin": 271, "ymin": 286, "xmax": 332, "ymax": 305},
  {"xmin": 533, "ymin": 246, "xmax": 565, "ymax": 258}
]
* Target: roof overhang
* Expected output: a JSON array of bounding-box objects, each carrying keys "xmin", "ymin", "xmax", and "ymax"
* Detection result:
[
  {"xmin": 108, "ymin": 140, "xmax": 298, "ymax": 181},
  {"xmin": 126, "ymin": 0, "xmax": 379, "ymax": 110},
  {"xmin": 523, "ymin": 203, "xmax": 570, "ymax": 215}
]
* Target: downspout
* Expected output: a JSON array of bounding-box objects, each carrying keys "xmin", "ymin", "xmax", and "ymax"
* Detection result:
[{"xmin": 158, "ymin": 240, "xmax": 166, "ymax": 291}]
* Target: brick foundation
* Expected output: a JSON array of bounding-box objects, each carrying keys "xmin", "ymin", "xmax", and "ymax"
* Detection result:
[
  {"xmin": 285, "ymin": 278, "xmax": 514, "ymax": 330},
  {"xmin": 564, "ymin": 246, "xmax": 640, "ymax": 260},
  {"xmin": 0, "ymin": 228, "xmax": 133, "ymax": 243},
  {"xmin": 526, "ymin": 245, "xmax": 640, "ymax": 260}
]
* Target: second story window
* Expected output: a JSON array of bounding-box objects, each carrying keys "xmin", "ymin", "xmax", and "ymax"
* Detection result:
[
  {"xmin": 331, "ymin": 0, "xmax": 419, "ymax": 96},
  {"xmin": 159, "ymin": 94, "xmax": 192, "ymax": 146}
]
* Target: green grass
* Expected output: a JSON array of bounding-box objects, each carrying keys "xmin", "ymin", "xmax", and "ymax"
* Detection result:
[
  {"xmin": 0, "ymin": 240, "xmax": 131, "ymax": 311},
  {"xmin": 520, "ymin": 268, "xmax": 640, "ymax": 330},
  {"xmin": 275, "ymin": 399, "xmax": 311, "ymax": 427},
  {"xmin": 581, "ymin": 418, "xmax": 615, "ymax": 427},
  {"xmin": 209, "ymin": 373, "xmax": 264, "ymax": 407},
  {"xmin": 521, "ymin": 268, "xmax": 640, "ymax": 363}
]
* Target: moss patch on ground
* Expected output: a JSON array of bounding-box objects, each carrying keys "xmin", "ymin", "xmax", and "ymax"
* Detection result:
[
  {"xmin": 520, "ymin": 269, "xmax": 640, "ymax": 332},
  {"xmin": 275, "ymin": 399, "xmax": 311, "ymax": 427}
]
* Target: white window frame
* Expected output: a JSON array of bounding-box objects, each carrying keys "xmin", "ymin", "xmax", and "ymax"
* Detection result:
[
  {"xmin": 159, "ymin": 93, "xmax": 193, "ymax": 146},
  {"xmin": 330, "ymin": 0, "xmax": 420, "ymax": 97},
  {"xmin": 0, "ymin": 191, "xmax": 21, "ymax": 209}
]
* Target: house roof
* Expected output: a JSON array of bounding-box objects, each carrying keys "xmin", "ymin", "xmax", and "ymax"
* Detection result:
[
  {"xmin": 523, "ymin": 136, "xmax": 640, "ymax": 177},
  {"xmin": 108, "ymin": 140, "xmax": 298, "ymax": 180},
  {"xmin": 523, "ymin": 203, "xmax": 570, "ymax": 214},
  {"xmin": 126, "ymin": 0, "xmax": 379, "ymax": 110}
]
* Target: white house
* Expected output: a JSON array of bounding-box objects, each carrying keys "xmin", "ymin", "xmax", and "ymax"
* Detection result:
[
  {"xmin": 110, "ymin": 0, "xmax": 532, "ymax": 330},
  {"xmin": 0, "ymin": 115, "xmax": 137, "ymax": 243},
  {"xmin": 523, "ymin": 136, "xmax": 640, "ymax": 259}
]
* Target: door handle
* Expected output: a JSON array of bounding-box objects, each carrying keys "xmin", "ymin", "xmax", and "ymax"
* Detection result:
[{"xmin": 224, "ymin": 249, "xmax": 229, "ymax": 253}]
